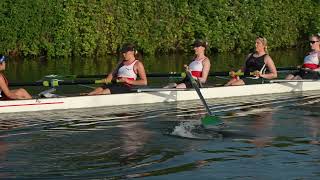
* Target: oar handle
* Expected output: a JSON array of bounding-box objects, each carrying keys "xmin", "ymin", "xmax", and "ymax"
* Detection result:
[
  {"xmin": 9, "ymin": 81, "xmax": 51, "ymax": 87},
  {"xmin": 51, "ymin": 79, "xmax": 119, "ymax": 86},
  {"xmin": 226, "ymin": 71, "xmax": 255, "ymax": 77}
]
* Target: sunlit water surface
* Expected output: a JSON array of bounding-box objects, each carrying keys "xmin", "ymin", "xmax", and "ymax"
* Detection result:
[{"xmin": 0, "ymin": 91, "xmax": 319, "ymax": 179}]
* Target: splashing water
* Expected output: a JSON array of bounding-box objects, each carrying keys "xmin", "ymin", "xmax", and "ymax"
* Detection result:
[{"xmin": 170, "ymin": 121, "xmax": 222, "ymax": 140}]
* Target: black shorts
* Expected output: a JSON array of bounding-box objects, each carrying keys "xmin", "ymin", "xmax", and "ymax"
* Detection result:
[
  {"xmin": 178, "ymin": 77, "xmax": 202, "ymax": 88},
  {"xmin": 293, "ymin": 69, "xmax": 320, "ymax": 79},
  {"xmin": 102, "ymin": 83, "xmax": 133, "ymax": 94},
  {"xmin": 242, "ymin": 77, "xmax": 264, "ymax": 85}
]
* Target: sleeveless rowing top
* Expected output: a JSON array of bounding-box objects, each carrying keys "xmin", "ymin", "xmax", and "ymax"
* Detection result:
[
  {"xmin": 0, "ymin": 73, "xmax": 8, "ymax": 98},
  {"xmin": 117, "ymin": 60, "xmax": 138, "ymax": 80},
  {"xmin": 245, "ymin": 54, "xmax": 267, "ymax": 74},
  {"xmin": 189, "ymin": 58, "xmax": 206, "ymax": 77},
  {"xmin": 303, "ymin": 52, "xmax": 320, "ymax": 69}
]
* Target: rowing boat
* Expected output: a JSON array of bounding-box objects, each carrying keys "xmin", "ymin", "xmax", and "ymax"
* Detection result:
[{"xmin": 1, "ymin": 81, "xmax": 320, "ymax": 114}]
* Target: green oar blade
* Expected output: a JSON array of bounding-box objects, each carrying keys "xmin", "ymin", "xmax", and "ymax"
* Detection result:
[{"xmin": 201, "ymin": 115, "xmax": 224, "ymax": 128}]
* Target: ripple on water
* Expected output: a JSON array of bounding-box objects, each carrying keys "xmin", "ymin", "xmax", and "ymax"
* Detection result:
[{"xmin": 1, "ymin": 91, "xmax": 320, "ymax": 179}]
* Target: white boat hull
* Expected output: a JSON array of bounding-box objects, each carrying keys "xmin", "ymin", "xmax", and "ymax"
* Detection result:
[{"xmin": 1, "ymin": 81, "xmax": 320, "ymax": 114}]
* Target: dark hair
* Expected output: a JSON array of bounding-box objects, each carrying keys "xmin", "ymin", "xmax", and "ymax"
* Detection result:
[
  {"xmin": 120, "ymin": 43, "xmax": 137, "ymax": 54},
  {"xmin": 119, "ymin": 43, "xmax": 142, "ymax": 61},
  {"xmin": 192, "ymin": 39, "xmax": 208, "ymax": 49}
]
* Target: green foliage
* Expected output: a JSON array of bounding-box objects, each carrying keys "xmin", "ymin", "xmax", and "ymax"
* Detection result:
[{"xmin": 0, "ymin": 0, "xmax": 319, "ymax": 57}]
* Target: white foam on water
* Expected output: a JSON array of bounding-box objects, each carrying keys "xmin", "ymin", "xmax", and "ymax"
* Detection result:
[
  {"xmin": 171, "ymin": 121, "xmax": 199, "ymax": 139},
  {"xmin": 170, "ymin": 121, "xmax": 222, "ymax": 140}
]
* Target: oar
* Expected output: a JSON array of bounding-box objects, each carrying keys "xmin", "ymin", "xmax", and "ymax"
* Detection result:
[
  {"xmin": 45, "ymin": 72, "xmax": 188, "ymax": 79},
  {"xmin": 135, "ymin": 88, "xmax": 189, "ymax": 92},
  {"xmin": 276, "ymin": 67, "xmax": 299, "ymax": 71},
  {"xmin": 43, "ymin": 71, "xmax": 251, "ymax": 79},
  {"xmin": 9, "ymin": 79, "xmax": 109, "ymax": 87},
  {"xmin": 184, "ymin": 66, "xmax": 224, "ymax": 128},
  {"xmin": 269, "ymin": 79, "xmax": 320, "ymax": 83},
  {"xmin": 42, "ymin": 67, "xmax": 300, "ymax": 80}
]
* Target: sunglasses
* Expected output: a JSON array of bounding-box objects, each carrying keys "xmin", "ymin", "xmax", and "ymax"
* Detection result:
[{"xmin": 309, "ymin": 40, "xmax": 319, "ymax": 44}]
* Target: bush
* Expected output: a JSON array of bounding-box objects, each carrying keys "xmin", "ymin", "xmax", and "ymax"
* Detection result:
[{"xmin": 0, "ymin": 0, "xmax": 318, "ymax": 57}]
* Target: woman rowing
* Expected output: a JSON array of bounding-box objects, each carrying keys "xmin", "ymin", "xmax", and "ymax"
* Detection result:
[
  {"xmin": 166, "ymin": 39, "xmax": 211, "ymax": 88},
  {"xmin": 87, "ymin": 43, "xmax": 147, "ymax": 95},
  {"xmin": 225, "ymin": 36, "xmax": 277, "ymax": 86},
  {"xmin": 0, "ymin": 55, "xmax": 32, "ymax": 100},
  {"xmin": 285, "ymin": 34, "xmax": 320, "ymax": 80}
]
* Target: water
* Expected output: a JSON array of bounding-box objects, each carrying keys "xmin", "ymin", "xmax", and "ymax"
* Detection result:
[
  {"xmin": 1, "ymin": 49, "xmax": 320, "ymax": 179},
  {"xmin": 0, "ymin": 92, "xmax": 319, "ymax": 179}
]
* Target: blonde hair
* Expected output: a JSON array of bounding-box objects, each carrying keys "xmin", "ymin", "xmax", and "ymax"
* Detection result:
[
  {"xmin": 256, "ymin": 36, "xmax": 268, "ymax": 53},
  {"xmin": 311, "ymin": 33, "xmax": 320, "ymax": 40}
]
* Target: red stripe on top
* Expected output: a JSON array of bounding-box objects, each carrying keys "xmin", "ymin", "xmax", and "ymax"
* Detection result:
[
  {"xmin": 303, "ymin": 63, "xmax": 319, "ymax": 70},
  {"xmin": 116, "ymin": 77, "xmax": 135, "ymax": 87},
  {"xmin": 191, "ymin": 71, "xmax": 202, "ymax": 77},
  {"xmin": 117, "ymin": 77, "xmax": 134, "ymax": 80}
]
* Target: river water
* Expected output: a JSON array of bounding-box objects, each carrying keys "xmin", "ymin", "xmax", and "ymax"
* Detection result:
[{"xmin": 0, "ymin": 49, "xmax": 319, "ymax": 179}]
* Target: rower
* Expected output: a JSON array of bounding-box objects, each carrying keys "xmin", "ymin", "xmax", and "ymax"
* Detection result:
[
  {"xmin": 87, "ymin": 43, "xmax": 147, "ymax": 95},
  {"xmin": 225, "ymin": 36, "xmax": 277, "ymax": 86},
  {"xmin": 286, "ymin": 34, "xmax": 320, "ymax": 80},
  {"xmin": 0, "ymin": 55, "xmax": 32, "ymax": 100},
  {"xmin": 165, "ymin": 39, "xmax": 211, "ymax": 88}
]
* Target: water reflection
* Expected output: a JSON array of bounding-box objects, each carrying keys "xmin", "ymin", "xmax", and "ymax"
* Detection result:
[
  {"xmin": 5, "ymin": 48, "xmax": 304, "ymax": 82},
  {"xmin": 117, "ymin": 120, "xmax": 152, "ymax": 164},
  {"xmin": 0, "ymin": 91, "xmax": 320, "ymax": 179},
  {"xmin": 0, "ymin": 139, "xmax": 9, "ymax": 179},
  {"xmin": 0, "ymin": 121, "xmax": 13, "ymax": 179},
  {"xmin": 307, "ymin": 118, "xmax": 320, "ymax": 145},
  {"xmin": 248, "ymin": 111, "xmax": 275, "ymax": 148}
]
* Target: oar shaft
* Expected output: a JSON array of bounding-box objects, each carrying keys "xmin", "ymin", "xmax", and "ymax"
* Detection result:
[
  {"xmin": 60, "ymin": 71, "xmax": 247, "ymax": 79},
  {"xmin": 9, "ymin": 79, "xmax": 108, "ymax": 87},
  {"xmin": 46, "ymin": 66, "xmax": 300, "ymax": 79},
  {"xmin": 69, "ymin": 72, "xmax": 186, "ymax": 79},
  {"xmin": 9, "ymin": 81, "xmax": 48, "ymax": 87},
  {"xmin": 185, "ymin": 71, "xmax": 213, "ymax": 115},
  {"xmin": 269, "ymin": 79, "xmax": 319, "ymax": 83},
  {"xmin": 135, "ymin": 88, "xmax": 189, "ymax": 92},
  {"xmin": 276, "ymin": 67, "xmax": 299, "ymax": 71}
]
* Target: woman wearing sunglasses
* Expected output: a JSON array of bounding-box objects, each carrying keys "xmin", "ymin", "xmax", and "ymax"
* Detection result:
[
  {"xmin": 225, "ymin": 36, "xmax": 277, "ymax": 86},
  {"xmin": 286, "ymin": 34, "xmax": 320, "ymax": 80},
  {"xmin": 87, "ymin": 43, "xmax": 147, "ymax": 95},
  {"xmin": 0, "ymin": 55, "xmax": 32, "ymax": 100},
  {"xmin": 165, "ymin": 39, "xmax": 211, "ymax": 89}
]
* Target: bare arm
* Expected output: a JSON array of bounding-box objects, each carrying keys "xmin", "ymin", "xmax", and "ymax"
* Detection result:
[
  {"xmin": 105, "ymin": 73, "xmax": 113, "ymax": 82},
  {"xmin": 313, "ymin": 53, "xmax": 320, "ymax": 71},
  {"xmin": 260, "ymin": 55, "xmax": 277, "ymax": 79},
  {"xmin": 125, "ymin": 61, "xmax": 147, "ymax": 86},
  {"xmin": 0, "ymin": 75, "xmax": 18, "ymax": 99},
  {"xmin": 104, "ymin": 61, "xmax": 123, "ymax": 82},
  {"xmin": 198, "ymin": 58, "xmax": 210, "ymax": 83}
]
